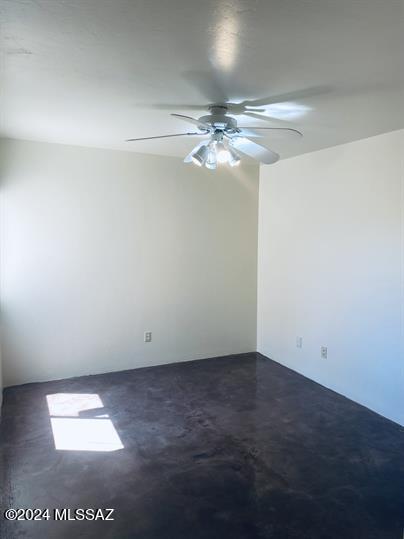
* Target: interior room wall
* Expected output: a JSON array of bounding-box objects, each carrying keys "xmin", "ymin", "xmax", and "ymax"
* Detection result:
[
  {"xmin": 0, "ymin": 262, "xmax": 2, "ymax": 408},
  {"xmin": 0, "ymin": 138, "xmax": 259, "ymax": 387},
  {"xmin": 257, "ymin": 129, "xmax": 403, "ymax": 425},
  {"xmin": 0, "ymin": 345, "xmax": 2, "ymax": 408}
]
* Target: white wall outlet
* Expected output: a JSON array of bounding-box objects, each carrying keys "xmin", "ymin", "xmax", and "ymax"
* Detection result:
[
  {"xmin": 144, "ymin": 331, "xmax": 152, "ymax": 343},
  {"xmin": 321, "ymin": 346, "xmax": 327, "ymax": 359},
  {"xmin": 296, "ymin": 336, "xmax": 303, "ymax": 348}
]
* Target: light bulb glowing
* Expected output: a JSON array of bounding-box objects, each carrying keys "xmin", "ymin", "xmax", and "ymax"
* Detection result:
[
  {"xmin": 217, "ymin": 149, "xmax": 230, "ymax": 163},
  {"xmin": 187, "ymin": 138, "xmax": 243, "ymax": 169}
]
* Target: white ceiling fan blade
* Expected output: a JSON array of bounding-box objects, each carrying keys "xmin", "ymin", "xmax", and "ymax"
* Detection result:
[
  {"xmin": 234, "ymin": 86, "xmax": 331, "ymax": 109},
  {"xmin": 241, "ymin": 111, "xmax": 290, "ymax": 123},
  {"xmin": 234, "ymin": 128, "xmax": 264, "ymax": 138},
  {"xmin": 237, "ymin": 126, "xmax": 303, "ymax": 138},
  {"xmin": 126, "ymin": 132, "xmax": 204, "ymax": 142},
  {"xmin": 149, "ymin": 104, "xmax": 208, "ymax": 111},
  {"xmin": 184, "ymin": 140, "xmax": 209, "ymax": 163},
  {"xmin": 230, "ymin": 137, "xmax": 279, "ymax": 165},
  {"xmin": 171, "ymin": 113, "xmax": 211, "ymax": 130},
  {"xmin": 227, "ymin": 103, "xmax": 266, "ymax": 114}
]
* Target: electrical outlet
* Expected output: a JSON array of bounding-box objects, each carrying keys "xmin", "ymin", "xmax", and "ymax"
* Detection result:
[
  {"xmin": 296, "ymin": 337, "xmax": 303, "ymax": 348},
  {"xmin": 321, "ymin": 346, "xmax": 327, "ymax": 359},
  {"xmin": 144, "ymin": 331, "xmax": 152, "ymax": 343}
]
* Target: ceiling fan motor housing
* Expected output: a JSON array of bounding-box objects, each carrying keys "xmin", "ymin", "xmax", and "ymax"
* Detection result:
[{"xmin": 199, "ymin": 105, "xmax": 237, "ymax": 133}]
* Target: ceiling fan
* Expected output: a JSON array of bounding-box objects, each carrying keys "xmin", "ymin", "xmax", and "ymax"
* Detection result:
[{"xmin": 126, "ymin": 103, "xmax": 302, "ymax": 169}]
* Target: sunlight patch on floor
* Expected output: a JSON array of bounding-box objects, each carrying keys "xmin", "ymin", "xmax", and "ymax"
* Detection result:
[{"xmin": 46, "ymin": 393, "xmax": 123, "ymax": 452}]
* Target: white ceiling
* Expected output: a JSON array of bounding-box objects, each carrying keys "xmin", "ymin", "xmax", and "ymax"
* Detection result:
[{"xmin": 1, "ymin": 0, "xmax": 403, "ymax": 160}]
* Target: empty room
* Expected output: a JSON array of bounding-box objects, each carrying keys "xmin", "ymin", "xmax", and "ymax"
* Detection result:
[{"xmin": 0, "ymin": 1, "xmax": 403, "ymax": 538}]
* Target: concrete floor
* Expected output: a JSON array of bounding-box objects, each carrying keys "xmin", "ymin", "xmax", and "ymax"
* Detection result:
[{"xmin": 0, "ymin": 352, "xmax": 403, "ymax": 539}]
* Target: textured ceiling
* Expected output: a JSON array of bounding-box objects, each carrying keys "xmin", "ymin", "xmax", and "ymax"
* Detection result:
[{"xmin": 1, "ymin": 0, "xmax": 403, "ymax": 160}]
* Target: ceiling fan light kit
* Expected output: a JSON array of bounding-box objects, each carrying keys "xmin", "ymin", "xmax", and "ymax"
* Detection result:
[
  {"xmin": 126, "ymin": 103, "xmax": 303, "ymax": 170},
  {"xmin": 205, "ymin": 148, "xmax": 217, "ymax": 170},
  {"xmin": 191, "ymin": 144, "xmax": 209, "ymax": 166}
]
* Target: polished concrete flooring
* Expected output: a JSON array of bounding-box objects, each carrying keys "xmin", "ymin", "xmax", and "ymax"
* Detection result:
[{"xmin": 1, "ymin": 352, "xmax": 403, "ymax": 538}]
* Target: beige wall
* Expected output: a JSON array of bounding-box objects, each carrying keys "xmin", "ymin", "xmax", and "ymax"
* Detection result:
[
  {"xmin": 0, "ymin": 345, "xmax": 2, "ymax": 407},
  {"xmin": 257, "ymin": 130, "xmax": 404, "ymax": 425},
  {"xmin": 0, "ymin": 138, "xmax": 259, "ymax": 386},
  {"xmin": 2, "ymin": 130, "xmax": 402, "ymax": 426}
]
